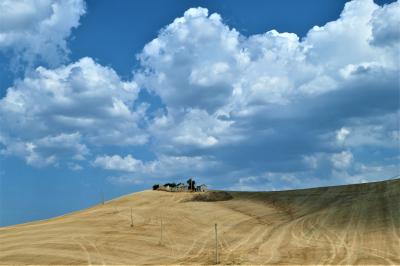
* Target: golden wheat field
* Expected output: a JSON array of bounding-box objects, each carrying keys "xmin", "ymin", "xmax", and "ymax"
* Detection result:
[{"xmin": 0, "ymin": 178, "xmax": 399, "ymax": 265}]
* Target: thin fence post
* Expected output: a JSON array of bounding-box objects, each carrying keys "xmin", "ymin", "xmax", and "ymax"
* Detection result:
[
  {"xmin": 130, "ymin": 207, "xmax": 133, "ymax": 227},
  {"xmin": 215, "ymin": 223, "xmax": 218, "ymax": 264},
  {"xmin": 160, "ymin": 217, "xmax": 163, "ymax": 245}
]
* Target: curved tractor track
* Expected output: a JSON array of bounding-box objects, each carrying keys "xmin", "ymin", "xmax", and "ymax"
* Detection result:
[{"xmin": 1, "ymin": 178, "xmax": 399, "ymax": 265}]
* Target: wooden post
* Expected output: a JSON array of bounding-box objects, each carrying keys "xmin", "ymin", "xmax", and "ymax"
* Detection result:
[
  {"xmin": 160, "ymin": 217, "xmax": 163, "ymax": 245},
  {"xmin": 130, "ymin": 207, "xmax": 133, "ymax": 227},
  {"xmin": 215, "ymin": 223, "xmax": 218, "ymax": 264}
]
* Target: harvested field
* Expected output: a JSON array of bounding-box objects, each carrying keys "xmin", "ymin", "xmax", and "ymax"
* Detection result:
[{"xmin": 0, "ymin": 178, "xmax": 399, "ymax": 265}]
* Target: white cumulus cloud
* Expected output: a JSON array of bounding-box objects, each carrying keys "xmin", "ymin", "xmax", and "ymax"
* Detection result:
[
  {"xmin": 94, "ymin": 153, "xmax": 219, "ymax": 183},
  {"xmin": 337, "ymin": 127, "xmax": 350, "ymax": 142},
  {"xmin": 331, "ymin": 151, "xmax": 354, "ymax": 169},
  {"xmin": 370, "ymin": 1, "xmax": 400, "ymax": 47},
  {"xmin": 134, "ymin": 0, "xmax": 399, "ymax": 186},
  {"xmin": 0, "ymin": 0, "xmax": 86, "ymax": 69},
  {"xmin": 1, "ymin": 0, "xmax": 399, "ymax": 189},
  {"xmin": 0, "ymin": 57, "xmax": 147, "ymax": 167}
]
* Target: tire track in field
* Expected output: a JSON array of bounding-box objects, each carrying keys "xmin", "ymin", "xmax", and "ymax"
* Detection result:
[
  {"xmin": 318, "ymin": 207, "xmax": 396, "ymax": 265},
  {"xmin": 260, "ymin": 220, "xmax": 293, "ymax": 264},
  {"xmin": 217, "ymin": 222, "xmax": 264, "ymax": 264},
  {"xmin": 385, "ymin": 187, "xmax": 400, "ymax": 249},
  {"xmin": 177, "ymin": 228, "xmax": 213, "ymax": 264},
  {"xmin": 332, "ymin": 197, "xmax": 393, "ymax": 265},
  {"xmin": 82, "ymin": 237, "xmax": 106, "ymax": 266},
  {"xmin": 72, "ymin": 237, "xmax": 93, "ymax": 265},
  {"xmin": 312, "ymin": 217, "xmax": 342, "ymax": 265},
  {"xmin": 172, "ymin": 211, "xmax": 214, "ymax": 264}
]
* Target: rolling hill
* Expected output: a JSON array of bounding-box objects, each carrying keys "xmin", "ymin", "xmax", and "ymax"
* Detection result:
[{"xmin": 0, "ymin": 178, "xmax": 399, "ymax": 265}]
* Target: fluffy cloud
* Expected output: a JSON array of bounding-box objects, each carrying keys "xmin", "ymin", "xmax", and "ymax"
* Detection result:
[
  {"xmin": 331, "ymin": 151, "xmax": 354, "ymax": 169},
  {"xmin": 93, "ymin": 154, "xmax": 143, "ymax": 172},
  {"xmin": 133, "ymin": 0, "xmax": 399, "ymax": 187},
  {"xmin": 1, "ymin": 132, "xmax": 88, "ymax": 167},
  {"xmin": 370, "ymin": 1, "xmax": 400, "ymax": 47},
  {"xmin": 336, "ymin": 127, "xmax": 350, "ymax": 143},
  {"xmin": 0, "ymin": 0, "xmax": 86, "ymax": 68},
  {"xmin": 137, "ymin": 1, "xmax": 397, "ymax": 115},
  {"xmin": 0, "ymin": 57, "xmax": 147, "ymax": 166},
  {"xmin": 149, "ymin": 108, "xmax": 237, "ymax": 150},
  {"xmin": 136, "ymin": 8, "xmax": 240, "ymax": 112},
  {"xmin": 228, "ymin": 173, "xmax": 301, "ymax": 191},
  {"xmin": 94, "ymin": 154, "xmax": 219, "ymax": 182},
  {"xmin": 1, "ymin": 0, "xmax": 399, "ymax": 189}
]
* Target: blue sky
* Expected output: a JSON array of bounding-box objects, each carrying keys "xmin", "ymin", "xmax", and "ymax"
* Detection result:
[{"xmin": 0, "ymin": 0, "xmax": 399, "ymax": 226}]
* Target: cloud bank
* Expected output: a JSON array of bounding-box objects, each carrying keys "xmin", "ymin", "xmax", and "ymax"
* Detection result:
[
  {"xmin": 0, "ymin": 0, "xmax": 399, "ymax": 189},
  {"xmin": 133, "ymin": 0, "xmax": 399, "ymax": 188}
]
